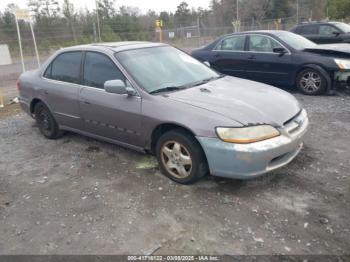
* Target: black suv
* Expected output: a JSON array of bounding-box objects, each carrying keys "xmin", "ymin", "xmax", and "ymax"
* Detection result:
[{"xmin": 291, "ymin": 21, "xmax": 350, "ymax": 44}]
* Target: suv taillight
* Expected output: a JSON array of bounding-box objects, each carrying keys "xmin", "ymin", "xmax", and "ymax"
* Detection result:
[{"xmin": 16, "ymin": 80, "xmax": 21, "ymax": 91}]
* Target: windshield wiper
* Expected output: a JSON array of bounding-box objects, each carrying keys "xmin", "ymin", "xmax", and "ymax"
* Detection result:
[
  {"xmin": 149, "ymin": 75, "xmax": 225, "ymax": 94},
  {"xmin": 190, "ymin": 75, "xmax": 225, "ymax": 87},
  {"xmin": 149, "ymin": 86, "xmax": 185, "ymax": 94}
]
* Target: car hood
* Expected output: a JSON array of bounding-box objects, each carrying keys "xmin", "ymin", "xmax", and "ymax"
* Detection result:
[
  {"xmin": 304, "ymin": 44, "xmax": 350, "ymax": 58},
  {"xmin": 166, "ymin": 76, "xmax": 301, "ymax": 127}
]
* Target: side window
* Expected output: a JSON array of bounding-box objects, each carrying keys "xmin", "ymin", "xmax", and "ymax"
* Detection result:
[
  {"xmin": 43, "ymin": 63, "xmax": 52, "ymax": 78},
  {"xmin": 319, "ymin": 25, "xmax": 339, "ymax": 35},
  {"xmin": 83, "ymin": 52, "xmax": 126, "ymax": 89},
  {"xmin": 216, "ymin": 35, "xmax": 246, "ymax": 51},
  {"xmin": 249, "ymin": 35, "xmax": 283, "ymax": 53},
  {"xmin": 299, "ymin": 25, "xmax": 318, "ymax": 34},
  {"xmin": 48, "ymin": 52, "xmax": 82, "ymax": 84}
]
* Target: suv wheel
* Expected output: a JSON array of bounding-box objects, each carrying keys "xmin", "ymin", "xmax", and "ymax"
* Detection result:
[
  {"xmin": 156, "ymin": 130, "xmax": 208, "ymax": 184},
  {"xmin": 34, "ymin": 102, "xmax": 63, "ymax": 139},
  {"xmin": 297, "ymin": 68, "xmax": 327, "ymax": 95}
]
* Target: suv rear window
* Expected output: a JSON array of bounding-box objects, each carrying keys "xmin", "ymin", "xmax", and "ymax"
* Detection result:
[
  {"xmin": 297, "ymin": 25, "xmax": 318, "ymax": 34},
  {"xmin": 44, "ymin": 51, "xmax": 82, "ymax": 84}
]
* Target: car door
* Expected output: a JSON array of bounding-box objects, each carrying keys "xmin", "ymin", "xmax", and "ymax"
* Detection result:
[
  {"xmin": 79, "ymin": 51, "xmax": 143, "ymax": 147},
  {"xmin": 298, "ymin": 24, "xmax": 320, "ymax": 43},
  {"xmin": 318, "ymin": 24, "xmax": 342, "ymax": 44},
  {"xmin": 244, "ymin": 34, "xmax": 293, "ymax": 86},
  {"xmin": 209, "ymin": 35, "xmax": 249, "ymax": 78},
  {"xmin": 42, "ymin": 51, "xmax": 84, "ymax": 129}
]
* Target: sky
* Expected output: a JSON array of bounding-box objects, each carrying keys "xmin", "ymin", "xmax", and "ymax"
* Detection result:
[{"xmin": 0, "ymin": 0, "xmax": 211, "ymax": 13}]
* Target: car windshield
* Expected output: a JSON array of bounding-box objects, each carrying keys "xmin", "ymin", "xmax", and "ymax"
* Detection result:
[
  {"xmin": 335, "ymin": 22, "xmax": 350, "ymax": 33},
  {"xmin": 115, "ymin": 46, "xmax": 219, "ymax": 93},
  {"xmin": 275, "ymin": 31, "xmax": 316, "ymax": 50}
]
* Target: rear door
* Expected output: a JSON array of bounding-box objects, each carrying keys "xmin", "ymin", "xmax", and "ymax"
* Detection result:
[
  {"xmin": 79, "ymin": 51, "xmax": 143, "ymax": 147},
  {"xmin": 297, "ymin": 24, "xmax": 320, "ymax": 43},
  {"xmin": 244, "ymin": 34, "xmax": 293, "ymax": 86},
  {"xmin": 42, "ymin": 51, "xmax": 84, "ymax": 129},
  {"xmin": 209, "ymin": 35, "xmax": 249, "ymax": 78}
]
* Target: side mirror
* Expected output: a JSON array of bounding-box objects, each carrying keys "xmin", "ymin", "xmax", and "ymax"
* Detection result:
[
  {"xmin": 104, "ymin": 79, "xmax": 136, "ymax": 96},
  {"xmin": 273, "ymin": 47, "xmax": 288, "ymax": 56},
  {"xmin": 332, "ymin": 31, "xmax": 341, "ymax": 36},
  {"xmin": 203, "ymin": 61, "xmax": 211, "ymax": 67}
]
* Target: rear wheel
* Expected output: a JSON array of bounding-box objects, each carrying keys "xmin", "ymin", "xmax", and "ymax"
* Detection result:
[
  {"xmin": 156, "ymin": 130, "xmax": 208, "ymax": 184},
  {"xmin": 296, "ymin": 68, "xmax": 327, "ymax": 95},
  {"xmin": 34, "ymin": 102, "xmax": 63, "ymax": 139}
]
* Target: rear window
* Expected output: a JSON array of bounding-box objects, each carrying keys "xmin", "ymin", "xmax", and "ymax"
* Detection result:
[
  {"xmin": 44, "ymin": 51, "xmax": 82, "ymax": 84},
  {"xmin": 216, "ymin": 35, "xmax": 246, "ymax": 51},
  {"xmin": 297, "ymin": 25, "xmax": 318, "ymax": 34}
]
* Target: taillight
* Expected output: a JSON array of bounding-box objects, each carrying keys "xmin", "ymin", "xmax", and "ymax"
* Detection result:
[{"xmin": 16, "ymin": 80, "xmax": 21, "ymax": 91}]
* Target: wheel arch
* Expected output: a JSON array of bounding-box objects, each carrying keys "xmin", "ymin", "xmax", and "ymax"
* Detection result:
[
  {"xmin": 150, "ymin": 123, "xmax": 198, "ymax": 155},
  {"xmin": 30, "ymin": 98, "xmax": 44, "ymax": 114},
  {"xmin": 295, "ymin": 64, "xmax": 332, "ymax": 92}
]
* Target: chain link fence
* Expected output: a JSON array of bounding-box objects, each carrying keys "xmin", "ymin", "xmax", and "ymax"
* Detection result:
[{"xmin": 0, "ymin": 18, "xmax": 299, "ymax": 102}]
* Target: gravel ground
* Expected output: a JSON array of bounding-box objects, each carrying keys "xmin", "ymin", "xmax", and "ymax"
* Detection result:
[{"xmin": 0, "ymin": 92, "xmax": 349, "ymax": 255}]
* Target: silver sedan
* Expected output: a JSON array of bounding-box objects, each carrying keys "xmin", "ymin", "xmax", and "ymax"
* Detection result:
[{"xmin": 18, "ymin": 42, "xmax": 308, "ymax": 184}]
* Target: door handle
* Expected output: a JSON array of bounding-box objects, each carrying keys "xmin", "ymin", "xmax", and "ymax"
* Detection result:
[
  {"xmin": 83, "ymin": 101, "xmax": 91, "ymax": 105},
  {"xmin": 214, "ymin": 53, "xmax": 221, "ymax": 58},
  {"xmin": 248, "ymin": 55, "xmax": 256, "ymax": 60},
  {"xmin": 44, "ymin": 90, "xmax": 49, "ymax": 95}
]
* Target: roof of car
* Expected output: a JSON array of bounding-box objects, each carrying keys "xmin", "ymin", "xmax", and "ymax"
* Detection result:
[
  {"xmin": 60, "ymin": 41, "xmax": 167, "ymax": 53},
  {"xmin": 224, "ymin": 30, "xmax": 288, "ymax": 37},
  {"xmin": 296, "ymin": 21, "xmax": 342, "ymax": 25}
]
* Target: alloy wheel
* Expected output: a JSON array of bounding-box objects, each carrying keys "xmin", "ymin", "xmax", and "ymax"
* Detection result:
[
  {"xmin": 299, "ymin": 71, "xmax": 322, "ymax": 93},
  {"xmin": 160, "ymin": 141, "xmax": 193, "ymax": 179}
]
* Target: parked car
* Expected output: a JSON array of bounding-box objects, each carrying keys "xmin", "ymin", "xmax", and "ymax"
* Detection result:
[
  {"xmin": 291, "ymin": 21, "xmax": 350, "ymax": 44},
  {"xmin": 18, "ymin": 42, "xmax": 308, "ymax": 184},
  {"xmin": 191, "ymin": 30, "xmax": 350, "ymax": 95}
]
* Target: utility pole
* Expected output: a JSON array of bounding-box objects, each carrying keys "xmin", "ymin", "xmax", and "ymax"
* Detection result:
[
  {"xmin": 296, "ymin": 0, "xmax": 299, "ymax": 23},
  {"xmin": 236, "ymin": 0, "xmax": 239, "ymax": 21},
  {"xmin": 95, "ymin": 0, "xmax": 101, "ymax": 42}
]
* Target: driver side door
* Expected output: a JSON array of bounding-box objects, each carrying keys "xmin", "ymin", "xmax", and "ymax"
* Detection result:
[
  {"xmin": 79, "ymin": 51, "xmax": 143, "ymax": 147},
  {"xmin": 318, "ymin": 24, "xmax": 342, "ymax": 44},
  {"xmin": 244, "ymin": 34, "xmax": 293, "ymax": 86}
]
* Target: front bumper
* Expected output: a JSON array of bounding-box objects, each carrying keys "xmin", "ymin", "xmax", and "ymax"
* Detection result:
[
  {"xmin": 335, "ymin": 70, "xmax": 350, "ymax": 87},
  {"xmin": 197, "ymin": 110, "xmax": 309, "ymax": 179}
]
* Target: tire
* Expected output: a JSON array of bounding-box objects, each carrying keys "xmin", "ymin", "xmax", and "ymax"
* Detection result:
[
  {"xmin": 34, "ymin": 102, "xmax": 63, "ymax": 139},
  {"xmin": 156, "ymin": 129, "xmax": 208, "ymax": 184},
  {"xmin": 296, "ymin": 68, "xmax": 327, "ymax": 95}
]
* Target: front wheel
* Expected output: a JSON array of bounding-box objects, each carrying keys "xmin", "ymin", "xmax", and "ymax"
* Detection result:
[
  {"xmin": 156, "ymin": 130, "xmax": 208, "ymax": 184},
  {"xmin": 296, "ymin": 68, "xmax": 327, "ymax": 95}
]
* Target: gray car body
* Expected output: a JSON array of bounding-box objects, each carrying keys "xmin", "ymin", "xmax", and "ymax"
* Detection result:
[{"xmin": 18, "ymin": 42, "xmax": 306, "ymax": 179}]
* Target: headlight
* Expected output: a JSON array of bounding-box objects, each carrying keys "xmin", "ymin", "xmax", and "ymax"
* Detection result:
[
  {"xmin": 334, "ymin": 59, "xmax": 350, "ymax": 70},
  {"xmin": 216, "ymin": 125, "xmax": 280, "ymax": 144}
]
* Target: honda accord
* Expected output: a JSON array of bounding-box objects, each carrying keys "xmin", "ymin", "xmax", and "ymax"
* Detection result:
[
  {"xmin": 191, "ymin": 30, "xmax": 350, "ymax": 95},
  {"xmin": 18, "ymin": 42, "xmax": 308, "ymax": 184}
]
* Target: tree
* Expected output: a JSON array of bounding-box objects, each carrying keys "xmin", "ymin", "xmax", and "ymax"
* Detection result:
[
  {"xmin": 241, "ymin": 0, "xmax": 272, "ymax": 27},
  {"xmin": 267, "ymin": 0, "xmax": 292, "ymax": 19},
  {"xmin": 175, "ymin": 1, "xmax": 191, "ymax": 26},
  {"xmin": 62, "ymin": 0, "xmax": 77, "ymax": 42},
  {"xmin": 28, "ymin": 0, "xmax": 60, "ymax": 19},
  {"xmin": 97, "ymin": 0, "xmax": 115, "ymax": 20},
  {"xmin": 327, "ymin": 0, "xmax": 350, "ymax": 19},
  {"xmin": 159, "ymin": 11, "xmax": 170, "ymax": 28}
]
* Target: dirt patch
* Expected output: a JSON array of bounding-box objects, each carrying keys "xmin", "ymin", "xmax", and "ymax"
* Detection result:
[
  {"xmin": 0, "ymin": 92, "xmax": 349, "ymax": 255},
  {"xmin": 0, "ymin": 103, "xmax": 22, "ymax": 119}
]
